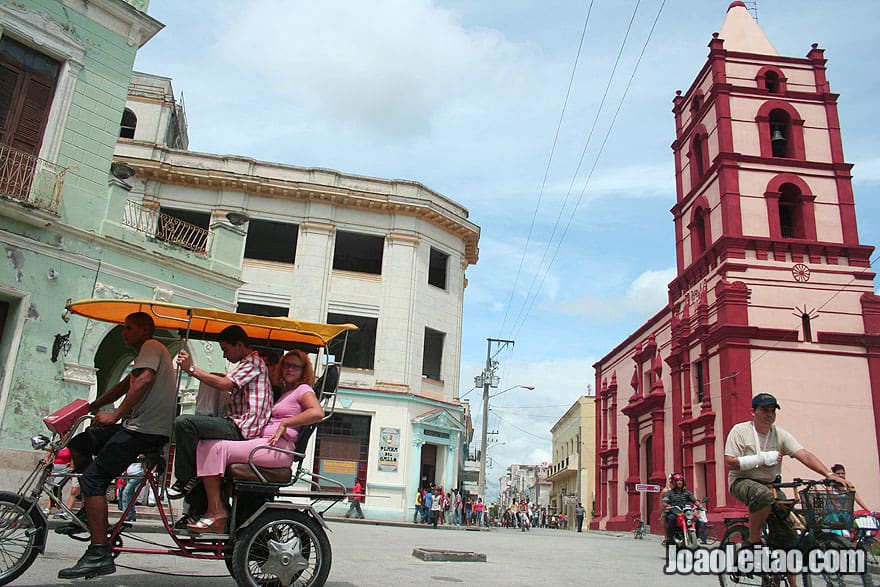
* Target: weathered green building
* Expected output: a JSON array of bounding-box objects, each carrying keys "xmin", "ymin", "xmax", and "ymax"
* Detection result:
[{"xmin": 0, "ymin": 0, "xmax": 242, "ymax": 479}]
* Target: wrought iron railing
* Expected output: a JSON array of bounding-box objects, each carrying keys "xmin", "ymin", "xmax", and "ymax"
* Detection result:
[
  {"xmin": 0, "ymin": 144, "xmax": 67, "ymax": 213},
  {"xmin": 122, "ymin": 200, "xmax": 209, "ymax": 254}
]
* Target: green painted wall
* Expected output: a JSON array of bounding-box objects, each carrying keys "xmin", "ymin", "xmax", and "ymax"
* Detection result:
[{"xmin": 0, "ymin": 1, "xmax": 239, "ymax": 454}]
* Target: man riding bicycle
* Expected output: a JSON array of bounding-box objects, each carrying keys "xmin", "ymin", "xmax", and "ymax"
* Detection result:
[{"xmin": 724, "ymin": 393, "xmax": 851, "ymax": 548}]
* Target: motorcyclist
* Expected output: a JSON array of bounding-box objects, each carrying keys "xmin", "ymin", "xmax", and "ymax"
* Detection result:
[{"xmin": 661, "ymin": 473, "xmax": 698, "ymax": 546}]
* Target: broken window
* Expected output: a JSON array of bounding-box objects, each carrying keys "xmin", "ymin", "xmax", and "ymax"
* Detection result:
[
  {"xmin": 244, "ymin": 219, "xmax": 298, "ymax": 263},
  {"xmin": 237, "ymin": 302, "xmax": 289, "ymax": 318},
  {"xmin": 428, "ymin": 248, "xmax": 448, "ymax": 290},
  {"xmin": 422, "ymin": 327, "xmax": 445, "ymax": 380},
  {"xmin": 333, "ymin": 231, "xmax": 384, "ymax": 275},
  {"xmin": 327, "ymin": 312, "xmax": 377, "ymax": 370}
]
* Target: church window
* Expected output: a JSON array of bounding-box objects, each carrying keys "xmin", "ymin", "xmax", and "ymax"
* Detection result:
[
  {"xmin": 695, "ymin": 360, "xmax": 706, "ymax": 403},
  {"xmin": 688, "ymin": 128, "xmax": 710, "ymax": 188},
  {"xmin": 691, "ymin": 92, "xmax": 703, "ymax": 115},
  {"xmin": 778, "ymin": 183, "xmax": 804, "ymax": 238},
  {"xmin": 756, "ymin": 66, "xmax": 787, "ymax": 94},
  {"xmin": 769, "ymin": 109, "xmax": 791, "ymax": 158},
  {"xmin": 764, "ymin": 71, "xmax": 781, "ymax": 93},
  {"xmin": 689, "ymin": 205, "xmax": 709, "ymax": 258}
]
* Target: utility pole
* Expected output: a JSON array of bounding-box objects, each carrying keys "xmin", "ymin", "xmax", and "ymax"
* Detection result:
[
  {"xmin": 477, "ymin": 337, "xmax": 514, "ymax": 499},
  {"xmin": 576, "ymin": 426, "xmax": 582, "ymax": 506}
]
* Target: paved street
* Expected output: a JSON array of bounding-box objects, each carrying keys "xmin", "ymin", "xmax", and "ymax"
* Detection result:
[{"xmin": 13, "ymin": 521, "xmax": 720, "ymax": 587}]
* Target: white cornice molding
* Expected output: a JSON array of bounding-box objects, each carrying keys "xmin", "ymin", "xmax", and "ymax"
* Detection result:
[
  {"xmin": 0, "ymin": 3, "xmax": 86, "ymax": 64},
  {"xmin": 59, "ymin": 0, "xmax": 163, "ymax": 48},
  {"xmin": 114, "ymin": 142, "xmax": 480, "ymax": 264}
]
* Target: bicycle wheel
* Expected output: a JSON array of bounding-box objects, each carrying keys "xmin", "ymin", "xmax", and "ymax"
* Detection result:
[
  {"xmin": 859, "ymin": 536, "xmax": 878, "ymax": 587},
  {"xmin": 801, "ymin": 532, "xmax": 870, "ymax": 587},
  {"xmin": 0, "ymin": 491, "xmax": 45, "ymax": 586},
  {"xmin": 719, "ymin": 524, "xmax": 763, "ymax": 587},
  {"xmin": 705, "ymin": 524, "xmax": 720, "ymax": 545}
]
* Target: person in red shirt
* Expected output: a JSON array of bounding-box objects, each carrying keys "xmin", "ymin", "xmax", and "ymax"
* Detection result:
[
  {"xmin": 44, "ymin": 447, "xmax": 72, "ymax": 516},
  {"xmin": 344, "ymin": 479, "xmax": 365, "ymax": 519}
]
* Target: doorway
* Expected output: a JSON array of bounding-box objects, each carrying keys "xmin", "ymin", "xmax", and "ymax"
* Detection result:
[{"xmin": 420, "ymin": 444, "xmax": 437, "ymax": 489}]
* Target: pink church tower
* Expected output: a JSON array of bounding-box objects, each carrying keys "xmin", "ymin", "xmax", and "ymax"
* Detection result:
[{"xmin": 592, "ymin": 2, "xmax": 879, "ymax": 531}]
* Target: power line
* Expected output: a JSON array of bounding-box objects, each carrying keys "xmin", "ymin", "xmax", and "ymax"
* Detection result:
[
  {"xmin": 514, "ymin": 0, "xmax": 666, "ymax": 340},
  {"xmin": 492, "ymin": 411, "xmax": 552, "ymax": 441},
  {"xmin": 500, "ymin": 1, "xmax": 596, "ymax": 336}
]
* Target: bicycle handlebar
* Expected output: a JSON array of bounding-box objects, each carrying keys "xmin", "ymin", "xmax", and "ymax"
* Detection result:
[{"xmin": 771, "ymin": 477, "xmax": 845, "ymax": 490}]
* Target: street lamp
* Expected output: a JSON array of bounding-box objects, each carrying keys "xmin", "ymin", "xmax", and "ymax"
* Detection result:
[
  {"xmin": 478, "ymin": 384, "xmax": 534, "ymax": 498},
  {"xmin": 489, "ymin": 384, "xmax": 534, "ymax": 399}
]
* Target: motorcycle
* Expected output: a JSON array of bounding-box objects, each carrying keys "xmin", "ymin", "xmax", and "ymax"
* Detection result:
[
  {"xmin": 668, "ymin": 504, "xmax": 699, "ymax": 550},
  {"xmin": 519, "ymin": 510, "xmax": 531, "ymax": 531},
  {"xmin": 0, "ymin": 298, "xmax": 358, "ymax": 587}
]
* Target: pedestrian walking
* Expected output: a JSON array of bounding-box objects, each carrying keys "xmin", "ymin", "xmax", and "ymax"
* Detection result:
[
  {"xmin": 575, "ymin": 502, "xmax": 585, "ymax": 532},
  {"xmin": 344, "ymin": 478, "xmax": 365, "ymax": 519},
  {"xmin": 118, "ymin": 460, "xmax": 144, "ymax": 522},
  {"xmin": 430, "ymin": 486, "xmax": 442, "ymax": 528},
  {"xmin": 413, "ymin": 491, "xmax": 422, "ymax": 524}
]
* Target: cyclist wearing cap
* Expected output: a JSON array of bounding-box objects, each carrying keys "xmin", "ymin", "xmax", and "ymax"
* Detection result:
[
  {"xmin": 661, "ymin": 473, "xmax": 698, "ymax": 545},
  {"xmin": 724, "ymin": 393, "xmax": 849, "ymax": 548}
]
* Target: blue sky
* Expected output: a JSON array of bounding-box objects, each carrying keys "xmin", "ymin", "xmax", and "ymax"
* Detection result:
[{"xmin": 134, "ymin": 0, "xmax": 880, "ymax": 496}]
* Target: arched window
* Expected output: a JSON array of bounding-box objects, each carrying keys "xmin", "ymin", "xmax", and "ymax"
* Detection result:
[
  {"xmin": 688, "ymin": 125, "xmax": 710, "ymax": 189},
  {"xmin": 688, "ymin": 203, "xmax": 710, "ymax": 260},
  {"xmin": 764, "ymin": 71, "xmax": 780, "ymax": 94},
  {"xmin": 778, "ymin": 183, "xmax": 804, "ymax": 238},
  {"xmin": 119, "ymin": 108, "xmax": 136, "ymax": 139},
  {"xmin": 764, "ymin": 174, "xmax": 817, "ymax": 241},
  {"xmin": 756, "ymin": 100, "xmax": 804, "ymax": 160},
  {"xmin": 693, "ymin": 135, "xmax": 706, "ymax": 177},
  {"xmin": 768, "ymin": 109, "xmax": 791, "ymax": 158},
  {"xmin": 756, "ymin": 66, "xmax": 787, "ymax": 94},
  {"xmin": 691, "ymin": 91, "xmax": 703, "ymax": 115}
]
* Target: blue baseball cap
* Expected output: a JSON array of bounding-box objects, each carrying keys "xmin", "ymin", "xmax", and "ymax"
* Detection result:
[{"xmin": 752, "ymin": 393, "xmax": 780, "ymax": 409}]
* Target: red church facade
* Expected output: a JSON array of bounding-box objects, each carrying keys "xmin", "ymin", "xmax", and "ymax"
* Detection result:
[{"xmin": 591, "ymin": 2, "xmax": 880, "ymax": 532}]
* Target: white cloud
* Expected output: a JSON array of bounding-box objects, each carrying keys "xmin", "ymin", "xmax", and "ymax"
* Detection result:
[
  {"xmin": 213, "ymin": 0, "xmax": 524, "ymax": 138},
  {"xmin": 852, "ymin": 156, "xmax": 880, "ymax": 185},
  {"xmin": 555, "ymin": 267, "xmax": 676, "ymax": 321}
]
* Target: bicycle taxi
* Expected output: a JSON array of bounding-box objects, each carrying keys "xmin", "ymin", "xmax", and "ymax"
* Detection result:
[{"xmin": 0, "ymin": 298, "xmax": 357, "ymax": 587}]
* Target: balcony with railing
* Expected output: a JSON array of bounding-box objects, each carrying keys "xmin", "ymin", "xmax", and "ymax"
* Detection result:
[
  {"xmin": 0, "ymin": 145, "xmax": 68, "ymax": 214},
  {"xmin": 122, "ymin": 199, "xmax": 209, "ymax": 254}
]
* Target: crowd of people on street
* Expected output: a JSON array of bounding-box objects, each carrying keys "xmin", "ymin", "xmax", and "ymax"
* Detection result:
[
  {"xmin": 497, "ymin": 500, "xmax": 570, "ymax": 530},
  {"xmin": 412, "ymin": 487, "xmax": 491, "ymax": 527}
]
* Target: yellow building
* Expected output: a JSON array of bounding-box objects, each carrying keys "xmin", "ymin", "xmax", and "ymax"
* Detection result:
[{"xmin": 547, "ymin": 395, "xmax": 596, "ymax": 528}]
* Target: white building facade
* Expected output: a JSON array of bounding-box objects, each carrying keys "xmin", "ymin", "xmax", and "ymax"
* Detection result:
[{"xmin": 115, "ymin": 73, "xmax": 480, "ymax": 521}]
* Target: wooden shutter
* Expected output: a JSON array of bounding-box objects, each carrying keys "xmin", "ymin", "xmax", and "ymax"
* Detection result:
[
  {"xmin": 0, "ymin": 37, "xmax": 58, "ymax": 155},
  {"xmin": 10, "ymin": 76, "xmax": 53, "ymax": 154},
  {"xmin": 0, "ymin": 64, "xmax": 22, "ymax": 145}
]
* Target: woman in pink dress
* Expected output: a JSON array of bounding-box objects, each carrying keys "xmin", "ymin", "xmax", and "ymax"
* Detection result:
[{"xmin": 188, "ymin": 349, "xmax": 324, "ymax": 532}]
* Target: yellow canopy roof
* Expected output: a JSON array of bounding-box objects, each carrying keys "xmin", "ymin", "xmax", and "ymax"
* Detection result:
[{"xmin": 66, "ymin": 299, "xmax": 357, "ymax": 348}]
